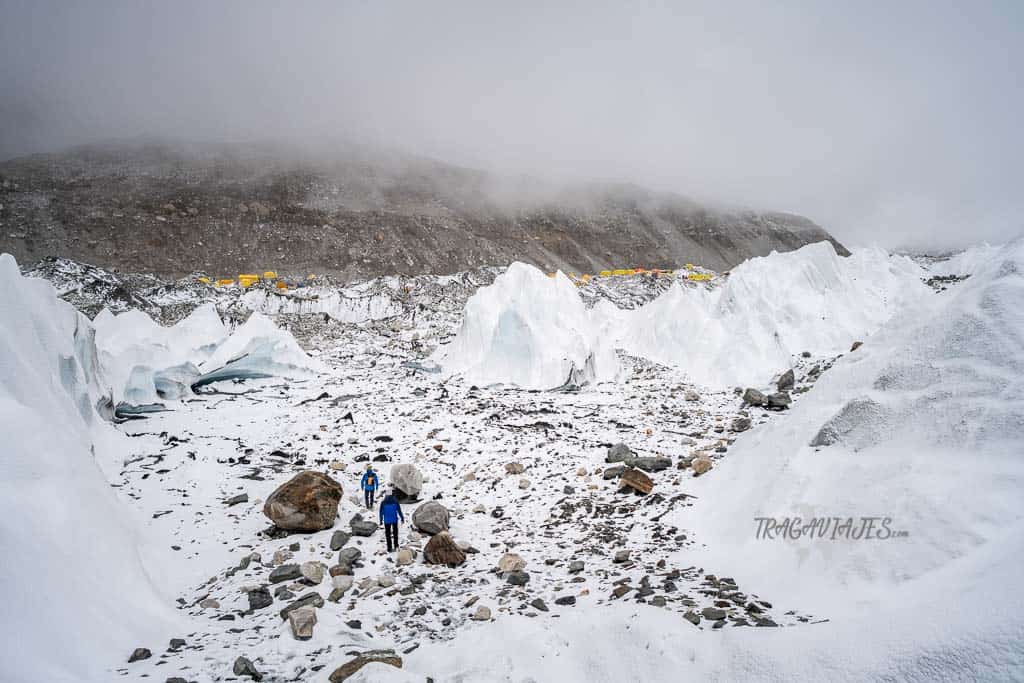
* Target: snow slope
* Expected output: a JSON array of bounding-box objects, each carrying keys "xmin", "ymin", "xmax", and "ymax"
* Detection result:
[
  {"xmin": 436, "ymin": 262, "xmax": 617, "ymax": 389},
  {"xmin": 620, "ymin": 242, "xmax": 930, "ymax": 387},
  {"xmin": 0, "ymin": 254, "xmax": 176, "ymax": 681}
]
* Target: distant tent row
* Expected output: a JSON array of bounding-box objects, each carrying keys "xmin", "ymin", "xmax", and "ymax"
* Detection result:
[
  {"xmin": 197, "ymin": 271, "xmax": 316, "ymax": 290},
  {"xmin": 544, "ymin": 264, "xmax": 714, "ymax": 285}
]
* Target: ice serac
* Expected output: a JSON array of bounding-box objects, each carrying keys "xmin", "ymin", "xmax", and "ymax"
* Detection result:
[
  {"xmin": 620, "ymin": 241, "xmax": 929, "ymax": 387},
  {"xmin": 0, "ymin": 253, "xmax": 175, "ymax": 682},
  {"xmin": 677, "ymin": 239, "xmax": 1024, "ymax": 678},
  {"xmin": 436, "ymin": 262, "xmax": 616, "ymax": 390}
]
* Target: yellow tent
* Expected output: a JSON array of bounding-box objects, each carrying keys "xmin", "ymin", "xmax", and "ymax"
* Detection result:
[
  {"xmin": 263, "ymin": 271, "xmax": 278, "ymax": 280},
  {"xmin": 197, "ymin": 276, "xmax": 212, "ymax": 285},
  {"xmin": 215, "ymin": 279, "xmax": 235, "ymax": 287},
  {"xmin": 238, "ymin": 274, "xmax": 260, "ymax": 288}
]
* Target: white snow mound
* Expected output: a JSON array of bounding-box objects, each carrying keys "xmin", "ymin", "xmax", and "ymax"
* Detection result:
[
  {"xmin": 0, "ymin": 254, "xmax": 175, "ymax": 681},
  {"xmin": 620, "ymin": 241, "xmax": 929, "ymax": 387},
  {"xmin": 436, "ymin": 262, "xmax": 617, "ymax": 389}
]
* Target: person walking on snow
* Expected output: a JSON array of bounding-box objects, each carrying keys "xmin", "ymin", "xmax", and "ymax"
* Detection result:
[
  {"xmin": 361, "ymin": 464, "xmax": 380, "ymax": 509},
  {"xmin": 378, "ymin": 491, "xmax": 404, "ymax": 552}
]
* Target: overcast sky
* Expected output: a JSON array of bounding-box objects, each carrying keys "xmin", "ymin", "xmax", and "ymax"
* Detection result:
[{"xmin": 1, "ymin": 1, "xmax": 1021, "ymax": 249}]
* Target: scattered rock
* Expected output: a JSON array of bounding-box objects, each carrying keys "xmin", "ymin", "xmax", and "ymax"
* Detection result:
[
  {"xmin": 247, "ymin": 587, "xmax": 273, "ymax": 611},
  {"xmin": 498, "ymin": 553, "xmax": 527, "ymax": 572},
  {"xmin": 412, "ymin": 501, "xmax": 450, "ymax": 535},
  {"xmin": 777, "ymin": 368, "xmax": 795, "ymax": 391},
  {"xmin": 603, "ymin": 465, "xmax": 626, "ymax": 480},
  {"xmin": 269, "ymin": 564, "xmax": 302, "ymax": 584},
  {"xmin": 741, "ymin": 388, "xmax": 766, "ymax": 406},
  {"xmin": 300, "ymin": 561, "xmax": 325, "ymax": 584},
  {"xmin": 329, "ymin": 530, "xmax": 350, "ymax": 551},
  {"xmin": 691, "ymin": 456, "xmax": 713, "ymax": 476},
  {"xmin": 684, "ymin": 389, "xmax": 700, "ymax": 401},
  {"xmin": 530, "ymin": 598, "xmax": 549, "ymax": 612},
  {"xmin": 263, "ymin": 471, "xmax": 343, "ymax": 532},
  {"xmin": 504, "ymin": 462, "xmax": 525, "ymax": 475},
  {"xmin": 396, "ymin": 548, "xmax": 415, "ymax": 566},
  {"xmin": 128, "ymin": 648, "xmax": 151, "ymax": 663},
  {"xmin": 471, "ymin": 605, "xmax": 492, "ymax": 621},
  {"xmin": 233, "ymin": 656, "xmax": 262, "ymax": 680},
  {"xmin": 605, "ymin": 443, "xmax": 633, "ymax": 463},
  {"xmin": 850, "ymin": 340, "xmax": 863, "ymax": 352},
  {"xmin": 629, "ymin": 456, "xmax": 672, "ymax": 472},
  {"xmin": 613, "ymin": 549, "xmax": 631, "ymax": 564},
  {"xmin": 424, "ymin": 531, "xmax": 467, "ymax": 567},
  {"xmin": 731, "ymin": 416, "xmax": 752, "ymax": 432},
  {"xmin": 554, "ymin": 595, "xmax": 577, "ymax": 606},
  {"xmin": 618, "ymin": 468, "xmax": 653, "ymax": 495},
  {"xmin": 702, "ymin": 606, "xmax": 727, "ymax": 621},
  {"xmin": 279, "ymin": 592, "xmax": 324, "ymax": 621},
  {"xmin": 684, "ymin": 611, "xmax": 701, "ymax": 625},
  {"xmin": 225, "ymin": 492, "xmax": 248, "ymax": 506},
  {"xmin": 199, "ymin": 598, "xmax": 220, "ymax": 609},
  {"xmin": 518, "ymin": 478, "xmax": 531, "ymax": 489},
  {"xmin": 568, "ymin": 560, "xmax": 585, "ymax": 574},
  {"xmin": 350, "ymin": 516, "xmax": 379, "ymax": 537},
  {"xmin": 766, "ymin": 392, "xmax": 792, "ymax": 410},
  {"xmin": 288, "ymin": 606, "xmax": 317, "ymax": 640},
  {"xmin": 505, "ymin": 570, "xmax": 530, "ymax": 586},
  {"xmin": 328, "ymin": 650, "xmax": 403, "ymax": 682}
]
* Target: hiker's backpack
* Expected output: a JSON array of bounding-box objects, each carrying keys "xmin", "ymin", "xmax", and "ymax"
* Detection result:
[{"xmin": 367, "ymin": 473, "xmax": 376, "ymax": 487}]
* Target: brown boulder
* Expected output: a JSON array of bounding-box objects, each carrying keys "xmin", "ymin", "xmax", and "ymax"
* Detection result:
[
  {"xmin": 328, "ymin": 649, "xmax": 402, "ymax": 682},
  {"xmin": 263, "ymin": 471, "xmax": 343, "ymax": 532},
  {"xmin": 618, "ymin": 468, "xmax": 653, "ymax": 495},
  {"xmin": 424, "ymin": 531, "xmax": 467, "ymax": 567}
]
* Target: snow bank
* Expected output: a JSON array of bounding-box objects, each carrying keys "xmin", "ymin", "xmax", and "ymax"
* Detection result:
[
  {"xmin": 668, "ymin": 239, "xmax": 1024, "ymax": 677},
  {"xmin": 436, "ymin": 262, "xmax": 617, "ymax": 389},
  {"xmin": 95, "ymin": 304, "xmax": 322, "ymax": 404},
  {"xmin": 0, "ymin": 254, "xmax": 175, "ymax": 681},
  {"xmin": 926, "ymin": 242, "xmax": 1004, "ymax": 276},
  {"xmin": 620, "ymin": 242, "xmax": 929, "ymax": 387},
  {"xmin": 193, "ymin": 311, "xmax": 325, "ymax": 386}
]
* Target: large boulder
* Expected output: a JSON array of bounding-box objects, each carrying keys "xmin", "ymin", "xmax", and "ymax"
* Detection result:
[
  {"xmin": 412, "ymin": 501, "xmax": 450, "ymax": 535},
  {"xmin": 263, "ymin": 471, "xmax": 343, "ymax": 532},
  {"xmin": 497, "ymin": 552, "xmax": 526, "ymax": 572},
  {"xmin": 390, "ymin": 464, "xmax": 424, "ymax": 499},
  {"xmin": 777, "ymin": 368, "xmax": 795, "ymax": 391},
  {"xmin": 424, "ymin": 531, "xmax": 467, "ymax": 567},
  {"xmin": 742, "ymin": 388, "xmax": 766, "ymax": 407}
]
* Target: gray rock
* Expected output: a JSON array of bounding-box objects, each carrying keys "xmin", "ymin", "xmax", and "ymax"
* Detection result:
[
  {"xmin": 554, "ymin": 595, "xmax": 576, "ymax": 606},
  {"xmin": 702, "ymin": 606, "xmax": 727, "ymax": 620},
  {"xmin": 562, "ymin": 485, "xmax": 575, "ymax": 494},
  {"xmin": 328, "ymin": 649, "xmax": 403, "ymax": 682},
  {"xmin": 269, "ymin": 564, "xmax": 302, "ymax": 583},
  {"xmin": 731, "ymin": 416, "xmax": 752, "ymax": 432},
  {"xmin": 225, "ymin": 493, "xmax": 248, "ymax": 506},
  {"xmin": 168, "ymin": 638, "xmax": 186, "ymax": 650},
  {"xmin": 337, "ymin": 547, "xmax": 362, "ymax": 567},
  {"xmin": 766, "ymin": 392, "xmax": 792, "ymax": 410},
  {"xmin": 684, "ymin": 611, "xmax": 701, "ymax": 625},
  {"xmin": 128, "ymin": 648, "xmax": 151, "ymax": 663},
  {"xmin": 279, "ymin": 592, "xmax": 324, "ymax": 620},
  {"xmin": 605, "ymin": 443, "xmax": 633, "ymax": 463},
  {"xmin": 350, "ymin": 518, "xmax": 379, "ymax": 537},
  {"xmin": 629, "ymin": 456, "xmax": 672, "ymax": 472},
  {"xmin": 233, "ymin": 656, "xmax": 262, "ymax": 680},
  {"xmin": 530, "ymin": 598, "xmax": 549, "ymax": 612},
  {"xmin": 247, "ymin": 587, "xmax": 273, "ymax": 611},
  {"xmin": 390, "ymin": 463, "xmax": 425, "ymax": 498},
  {"xmin": 613, "ymin": 549, "xmax": 631, "ymax": 563},
  {"xmin": 777, "ymin": 368, "xmax": 795, "ymax": 391},
  {"xmin": 329, "ymin": 530, "xmax": 350, "ymax": 551},
  {"xmin": 412, "ymin": 501, "xmax": 450, "ymax": 535},
  {"xmin": 300, "ymin": 561, "xmax": 325, "ymax": 584},
  {"xmin": 603, "ymin": 465, "xmax": 626, "ymax": 480},
  {"xmin": 742, "ymin": 388, "xmax": 766, "ymax": 406},
  {"xmin": 505, "ymin": 570, "xmax": 530, "ymax": 586},
  {"xmin": 568, "ymin": 560, "xmax": 585, "ymax": 574}
]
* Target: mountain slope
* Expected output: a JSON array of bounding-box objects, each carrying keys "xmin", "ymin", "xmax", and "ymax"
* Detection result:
[{"xmin": 0, "ymin": 140, "xmax": 848, "ymax": 280}]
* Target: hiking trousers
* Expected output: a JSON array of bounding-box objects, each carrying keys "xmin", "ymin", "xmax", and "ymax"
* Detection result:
[
  {"xmin": 385, "ymin": 523, "xmax": 399, "ymax": 552},
  {"xmin": 365, "ymin": 489, "xmax": 375, "ymax": 508}
]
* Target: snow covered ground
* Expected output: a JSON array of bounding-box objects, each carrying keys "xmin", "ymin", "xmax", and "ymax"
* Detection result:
[{"xmin": 2, "ymin": 240, "xmax": 1022, "ymax": 681}]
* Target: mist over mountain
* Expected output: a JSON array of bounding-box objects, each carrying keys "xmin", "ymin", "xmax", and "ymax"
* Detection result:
[{"xmin": 0, "ymin": 139, "xmax": 845, "ymax": 279}]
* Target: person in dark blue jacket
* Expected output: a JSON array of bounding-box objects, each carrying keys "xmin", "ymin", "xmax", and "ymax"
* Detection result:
[
  {"xmin": 360, "ymin": 464, "xmax": 380, "ymax": 509},
  {"xmin": 378, "ymin": 491, "xmax": 405, "ymax": 552}
]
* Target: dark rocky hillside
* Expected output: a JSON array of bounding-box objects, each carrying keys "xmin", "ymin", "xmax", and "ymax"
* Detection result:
[{"xmin": 0, "ymin": 140, "xmax": 848, "ymax": 279}]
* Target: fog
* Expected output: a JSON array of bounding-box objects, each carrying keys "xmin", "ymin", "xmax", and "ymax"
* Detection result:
[{"xmin": 1, "ymin": 0, "xmax": 1021, "ymax": 250}]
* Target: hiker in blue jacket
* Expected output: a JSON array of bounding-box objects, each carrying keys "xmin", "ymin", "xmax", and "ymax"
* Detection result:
[
  {"xmin": 378, "ymin": 491, "xmax": 405, "ymax": 552},
  {"xmin": 361, "ymin": 464, "xmax": 380, "ymax": 509}
]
